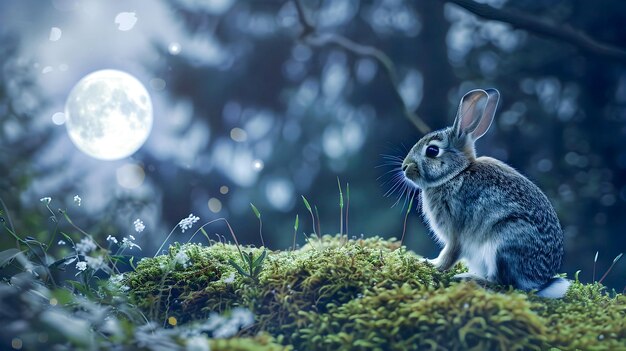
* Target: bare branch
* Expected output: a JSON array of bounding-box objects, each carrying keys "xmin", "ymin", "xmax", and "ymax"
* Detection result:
[
  {"xmin": 293, "ymin": 0, "xmax": 431, "ymax": 134},
  {"xmin": 444, "ymin": 0, "xmax": 626, "ymax": 65}
]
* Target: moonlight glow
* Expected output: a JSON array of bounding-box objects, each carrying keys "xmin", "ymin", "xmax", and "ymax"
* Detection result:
[{"xmin": 65, "ymin": 70, "xmax": 153, "ymax": 160}]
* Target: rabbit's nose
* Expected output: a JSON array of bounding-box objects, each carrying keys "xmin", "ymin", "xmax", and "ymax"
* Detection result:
[{"xmin": 402, "ymin": 164, "xmax": 409, "ymax": 172}]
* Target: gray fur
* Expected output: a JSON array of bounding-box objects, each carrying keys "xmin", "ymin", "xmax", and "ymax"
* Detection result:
[{"xmin": 402, "ymin": 89, "xmax": 567, "ymax": 297}]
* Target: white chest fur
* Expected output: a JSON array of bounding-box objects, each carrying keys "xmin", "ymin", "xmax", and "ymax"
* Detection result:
[
  {"xmin": 420, "ymin": 191, "xmax": 451, "ymax": 246},
  {"xmin": 420, "ymin": 188, "xmax": 498, "ymax": 279}
]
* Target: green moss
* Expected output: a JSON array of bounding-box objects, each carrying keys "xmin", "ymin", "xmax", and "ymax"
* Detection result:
[
  {"xmin": 124, "ymin": 235, "xmax": 626, "ymax": 350},
  {"xmin": 209, "ymin": 334, "xmax": 288, "ymax": 351},
  {"xmin": 296, "ymin": 282, "xmax": 545, "ymax": 351},
  {"xmin": 532, "ymin": 281, "xmax": 626, "ymax": 350},
  {"xmin": 126, "ymin": 242, "xmax": 256, "ymax": 322}
]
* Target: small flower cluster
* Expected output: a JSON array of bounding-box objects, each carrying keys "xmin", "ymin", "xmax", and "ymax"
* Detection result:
[
  {"xmin": 76, "ymin": 261, "xmax": 87, "ymax": 271},
  {"xmin": 73, "ymin": 195, "xmax": 81, "ymax": 206},
  {"xmin": 121, "ymin": 235, "xmax": 141, "ymax": 250},
  {"xmin": 178, "ymin": 213, "xmax": 200, "ymax": 233},
  {"xmin": 174, "ymin": 250, "xmax": 191, "ymax": 269},
  {"xmin": 75, "ymin": 237, "xmax": 97, "ymax": 255},
  {"xmin": 133, "ymin": 218, "xmax": 145, "ymax": 233},
  {"xmin": 40, "ymin": 197, "xmax": 51, "ymax": 205},
  {"xmin": 109, "ymin": 274, "xmax": 130, "ymax": 292},
  {"xmin": 85, "ymin": 255, "xmax": 105, "ymax": 270}
]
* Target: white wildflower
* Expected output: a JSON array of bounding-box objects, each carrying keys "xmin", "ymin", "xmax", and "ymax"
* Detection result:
[
  {"xmin": 129, "ymin": 234, "xmax": 136, "ymax": 241},
  {"xmin": 230, "ymin": 307, "xmax": 255, "ymax": 327},
  {"xmin": 174, "ymin": 250, "xmax": 191, "ymax": 269},
  {"xmin": 211, "ymin": 308, "xmax": 255, "ymax": 338},
  {"xmin": 109, "ymin": 273, "xmax": 124, "ymax": 285},
  {"xmin": 85, "ymin": 255, "xmax": 105, "ymax": 270},
  {"xmin": 121, "ymin": 236, "xmax": 141, "ymax": 250},
  {"xmin": 76, "ymin": 261, "xmax": 87, "ymax": 271},
  {"xmin": 223, "ymin": 272, "xmax": 235, "ymax": 284},
  {"xmin": 185, "ymin": 335, "xmax": 210, "ymax": 351},
  {"xmin": 106, "ymin": 235, "xmax": 118, "ymax": 244},
  {"xmin": 75, "ymin": 237, "xmax": 97, "ymax": 254},
  {"xmin": 178, "ymin": 213, "xmax": 200, "ymax": 233},
  {"xmin": 58, "ymin": 240, "xmax": 66, "ymax": 245},
  {"xmin": 109, "ymin": 274, "xmax": 128, "ymax": 292},
  {"xmin": 73, "ymin": 195, "xmax": 81, "ymax": 206},
  {"xmin": 204, "ymin": 313, "xmax": 225, "ymax": 331},
  {"xmin": 133, "ymin": 218, "xmax": 145, "ymax": 233},
  {"xmin": 40, "ymin": 197, "xmax": 51, "ymax": 205}
]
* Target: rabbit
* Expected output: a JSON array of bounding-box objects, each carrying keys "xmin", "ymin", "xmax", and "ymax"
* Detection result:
[{"xmin": 401, "ymin": 88, "xmax": 570, "ymax": 298}]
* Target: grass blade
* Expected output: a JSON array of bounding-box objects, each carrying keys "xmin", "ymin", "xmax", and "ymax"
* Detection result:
[{"xmin": 250, "ymin": 203, "xmax": 261, "ymax": 219}]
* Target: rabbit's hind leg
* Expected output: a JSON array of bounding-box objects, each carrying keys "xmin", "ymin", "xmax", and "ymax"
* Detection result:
[{"xmin": 494, "ymin": 244, "xmax": 545, "ymax": 292}]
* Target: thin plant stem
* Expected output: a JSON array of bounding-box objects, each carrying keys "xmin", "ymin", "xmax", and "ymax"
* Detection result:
[
  {"xmin": 199, "ymin": 228, "xmax": 211, "ymax": 245},
  {"xmin": 250, "ymin": 203, "xmax": 265, "ymax": 247},
  {"xmin": 337, "ymin": 177, "xmax": 343, "ymax": 239},
  {"xmin": 346, "ymin": 183, "xmax": 350, "ymax": 239},
  {"xmin": 314, "ymin": 205, "xmax": 321, "ymax": 237},
  {"xmin": 400, "ymin": 196, "xmax": 415, "ymax": 246},
  {"xmin": 302, "ymin": 195, "xmax": 316, "ymax": 237},
  {"xmin": 0, "ymin": 196, "xmax": 15, "ymax": 235},
  {"xmin": 292, "ymin": 214, "xmax": 299, "ymax": 251},
  {"xmin": 60, "ymin": 210, "xmax": 119, "ymax": 274},
  {"xmin": 186, "ymin": 218, "xmax": 244, "ymax": 262},
  {"xmin": 593, "ymin": 251, "xmax": 599, "ymax": 282},
  {"xmin": 598, "ymin": 253, "xmax": 623, "ymax": 285}
]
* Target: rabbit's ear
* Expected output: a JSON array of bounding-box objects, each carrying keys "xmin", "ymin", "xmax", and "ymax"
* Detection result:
[{"xmin": 452, "ymin": 88, "xmax": 500, "ymax": 141}]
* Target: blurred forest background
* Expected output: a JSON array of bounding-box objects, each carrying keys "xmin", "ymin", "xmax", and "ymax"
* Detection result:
[{"xmin": 1, "ymin": 0, "xmax": 625, "ymax": 289}]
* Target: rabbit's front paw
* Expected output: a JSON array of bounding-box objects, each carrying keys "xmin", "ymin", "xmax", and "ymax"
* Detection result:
[{"xmin": 427, "ymin": 257, "xmax": 446, "ymax": 271}]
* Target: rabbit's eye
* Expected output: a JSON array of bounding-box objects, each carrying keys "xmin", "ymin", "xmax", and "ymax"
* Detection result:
[{"xmin": 425, "ymin": 145, "xmax": 440, "ymax": 158}]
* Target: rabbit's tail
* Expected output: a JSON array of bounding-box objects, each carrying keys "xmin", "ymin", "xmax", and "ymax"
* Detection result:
[{"xmin": 536, "ymin": 277, "xmax": 571, "ymax": 299}]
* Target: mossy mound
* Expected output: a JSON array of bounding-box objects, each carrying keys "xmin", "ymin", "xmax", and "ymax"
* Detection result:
[
  {"xmin": 534, "ymin": 281, "xmax": 626, "ymax": 350},
  {"xmin": 209, "ymin": 334, "xmax": 288, "ymax": 351},
  {"xmin": 126, "ymin": 242, "xmax": 252, "ymax": 322},
  {"xmin": 296, "ymin": 282, "xmax": 545, "ymax": 351},
  {"xmin": 124, "ymin": 235, "xmax": 626, "ymax": 350}
]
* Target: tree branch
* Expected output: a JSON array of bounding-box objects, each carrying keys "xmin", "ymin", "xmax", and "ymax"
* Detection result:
[
  {"xmin": 293, "ymin": 0, "xmax": 431, "ymax": 134},
  {"xmin": 443, "ymin": 0, "xmax": 626, "ymax": 65}
]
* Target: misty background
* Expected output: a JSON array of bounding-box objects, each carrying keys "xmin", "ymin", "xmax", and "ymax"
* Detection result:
[{"xmin": 1, "ymin": 0, "xmax": 625, "ymax": 289}]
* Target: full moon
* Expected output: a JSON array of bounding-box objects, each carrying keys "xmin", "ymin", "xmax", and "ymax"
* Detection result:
[{"xmin": 65, "ymin": 69, "xmax": 153, "ymax": 160}]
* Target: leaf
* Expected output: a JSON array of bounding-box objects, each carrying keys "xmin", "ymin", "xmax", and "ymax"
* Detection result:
[
  {"xmin": 301, "ymin": 195, "xmax": 312, "ymax": 212},
  {"xmin": 244, "ymin": 251, "xmax": 254, "ymax": 265},
  {"xmin": 48, "ymin": 256, "xmax": 75, "ymax": 269},
  {"xmin": 68, "ymin": 280, "xmax": 92, "ymax": 296},
  {"xmin": 0, "ymin": 248, "xmax": 24, "ymax": 267},
  {"xmin": 337, "ymin": 177, "xmax": 343, "ymax": 208},
  {"xmin": 250, "ymin": 203, "xmax": 261, "ymax": 219},
  {"xmin": 60, "ymin": 232, "xmax": 75, "ymax": 246},
  {"xmin": 294, "ymin": 214, "xmax": 299, "ymax": 231},
  {"xmin": 253, "ymin": 264, "xmax": 263, "ymax": 277},
  {"xmin": 613, "ymin": 253, "xmax": 623, "ymax": 264},
  {"xmin": 253, "ymin": 250, "xmax": 267, "ymax": 268},
  {"xmin": 228, "ymin": 259, "xmax": 249, "ymax": 277}
]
